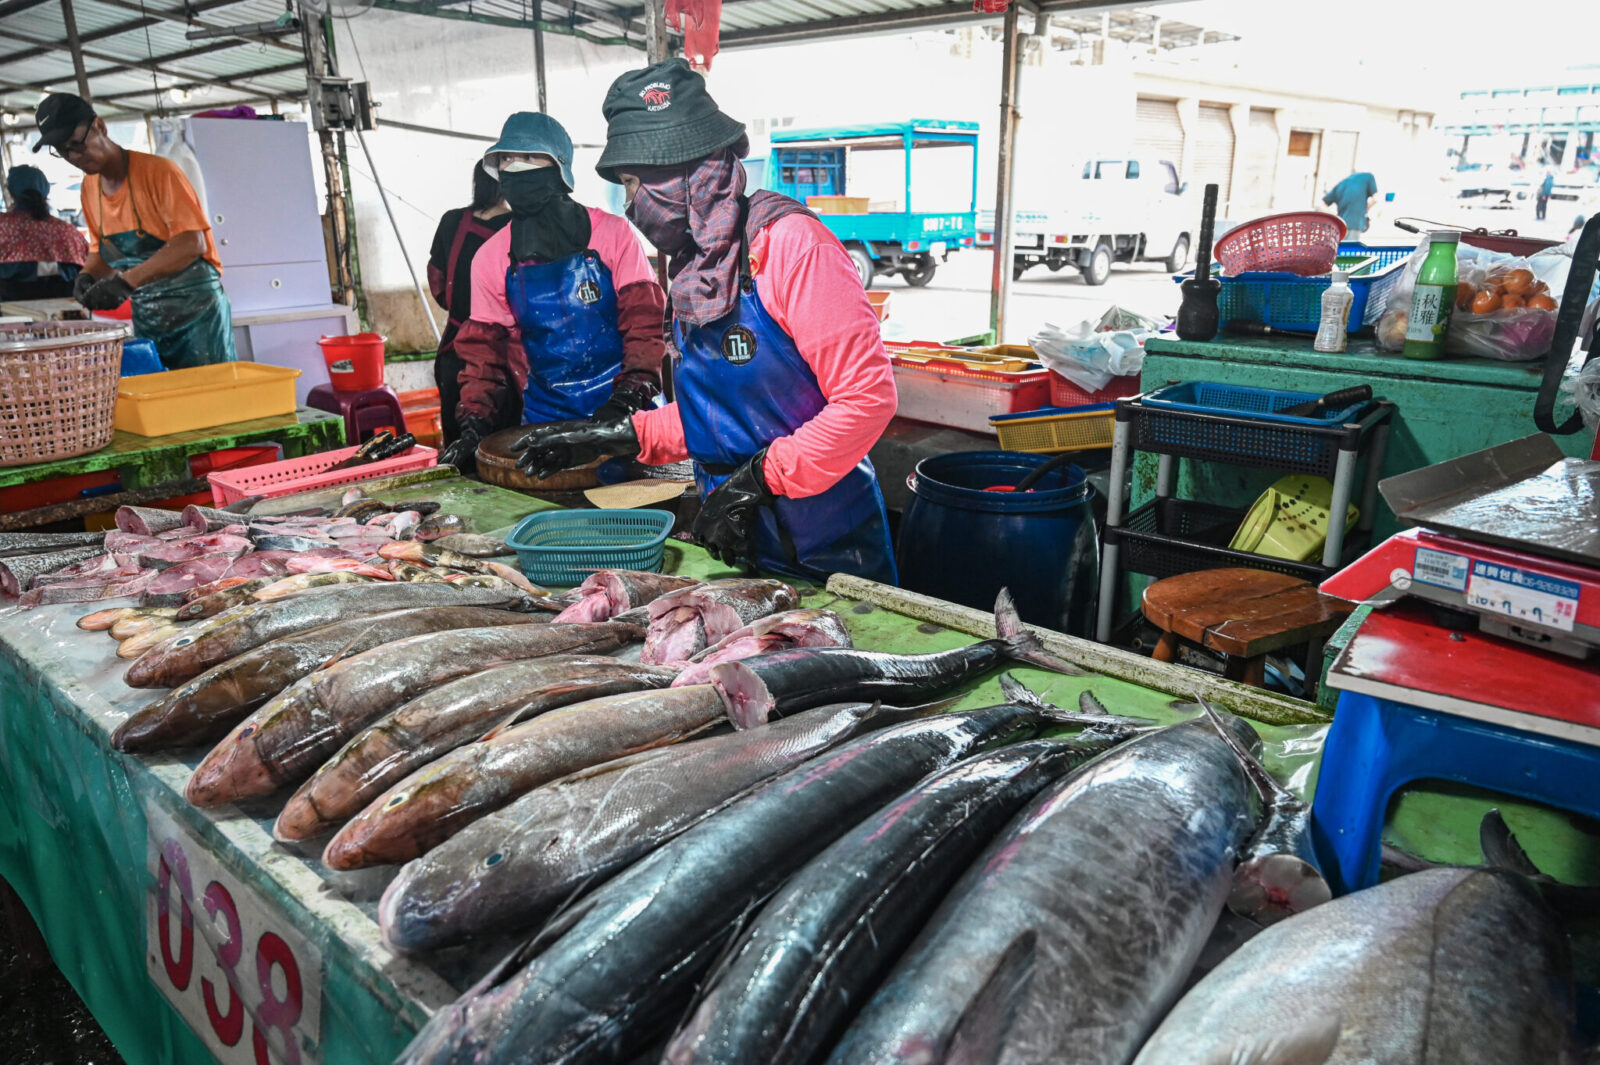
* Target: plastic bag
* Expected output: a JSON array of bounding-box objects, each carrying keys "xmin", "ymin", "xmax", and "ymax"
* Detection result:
[
  {"xmin": 1029, "ymin": 306, "xmax": 1156, "ymax": 392},
  {"xmin": 1375, "ymin": 236, "xmax": 1585, "ymax": 360},
  {"xmin": 1561, "ymin": 358, "xmax": 1600, "ymax": 430}
]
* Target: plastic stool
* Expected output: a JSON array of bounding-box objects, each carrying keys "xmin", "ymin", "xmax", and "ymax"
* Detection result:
[
  {"xmin": 1310, "ymin": 688, "xmax": 1600, "ymax": 896},
  {"xmin": 307, "ymin": 383, "xmax": 405, "ymax": 445}
]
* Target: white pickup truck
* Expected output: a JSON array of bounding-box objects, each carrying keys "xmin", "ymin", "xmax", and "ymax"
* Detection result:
[{"xmin": 979, "ymin": 157, "xmax": 1194, "ymax": 285}]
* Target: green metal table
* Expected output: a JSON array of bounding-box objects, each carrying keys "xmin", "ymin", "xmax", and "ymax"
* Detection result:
[
  {"xmin": 1138, "ymin": 336, "xmax": 1597, "ymax": 540},
  {"xmin": 0, "ymin": 470, "xmax": 1591, "ymax": 1065},
  {"xmin": 0, "ymin": 410, "xmax": 346, "ymax": 529}
]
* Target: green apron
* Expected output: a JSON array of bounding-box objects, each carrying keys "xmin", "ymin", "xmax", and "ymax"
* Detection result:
[{"xmin": 97, "ymin": 163, "xmax": 236, "ymax": 369}]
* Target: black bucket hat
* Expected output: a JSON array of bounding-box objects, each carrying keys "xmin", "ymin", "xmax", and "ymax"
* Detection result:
[{"xmin": 596, "ymin": 58, "xmax": 746, "ymax": 184}]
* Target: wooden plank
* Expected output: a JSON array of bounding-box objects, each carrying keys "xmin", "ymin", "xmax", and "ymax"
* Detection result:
[{"xmin": 826, "ymin": 573, "xmax": 1331, "ymax": 726}]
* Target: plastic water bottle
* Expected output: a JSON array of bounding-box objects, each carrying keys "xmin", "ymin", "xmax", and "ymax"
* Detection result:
[
  {"xmin": 1402, "ymin": 232, "xmax": 1461, "ymax": 360},
  {"xmin": 1314, "ymin": 271, "xmax": 1353, "ymax": 353}
]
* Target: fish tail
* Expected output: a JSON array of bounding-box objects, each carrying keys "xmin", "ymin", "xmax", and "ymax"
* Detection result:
[
  {"xmin": 1198, "ymin": 698, "xmax": 1292, "ymax": 804},
  {"xmin": 1479, "ymin": 809, "xmax": 1545, "ymax": 879},
  {"xmin": 861, "ymin": 695, "xmax": 964, "ymax": 729},
  {"xmin": 993, "ymin": 589, "xmax": 1088, "ymax": 676},
  {"xmin": 998, "ymin": 674, "xmax": 1152, "ymax": 731}
]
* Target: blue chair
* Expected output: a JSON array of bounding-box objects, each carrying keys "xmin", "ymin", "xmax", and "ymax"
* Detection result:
[{"xmin": 1310, "ymin": 689, "xmax": 1600, "ymax": 895}]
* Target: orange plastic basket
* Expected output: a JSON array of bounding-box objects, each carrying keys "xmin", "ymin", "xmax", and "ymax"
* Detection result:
[
  {"xmin": 1214, "ymin": 212, "xmax": 1347, "ymax": 276},
  {"xmin": 208, "ymin": 443, "xmax": 438, "ymax": 504}
]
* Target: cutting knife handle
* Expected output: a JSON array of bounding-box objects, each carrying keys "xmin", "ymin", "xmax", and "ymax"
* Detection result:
[
  {"xmin": 1193, "ymin": 184, "xmax": 1220, "ymax": 284},
  {"xmin": 1279, "ymin": 385, "xmax": 1373, "ymax": 418}
]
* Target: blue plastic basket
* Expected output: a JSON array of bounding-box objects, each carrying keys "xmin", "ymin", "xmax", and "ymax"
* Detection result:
[
  {"xmin": 1141, "ymin": 382, "xmax": 1368, "ymax": 425},
  {"xmin": 1174, "ymin": 243, "xmax": 1414, "ymax": 333},
  {"xmin": 505, "ymin": 508, "xmax": 674, "ymax": 586}
]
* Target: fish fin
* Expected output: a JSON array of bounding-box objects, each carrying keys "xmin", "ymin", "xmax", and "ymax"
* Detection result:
[
  {"xmin": 999, "ymin": 674, "xmax": 1153, "ymax": 732},
  {"xmin": 1198, "ymin": 698, "xmax": 1295, "ymax": 806},
  {"xmin": 993, "ymin": 589, "xmax": 1089, "ymax": 676},
  {"xmin": 944, "ymin": 931, "xmax": 1037, "ymax": 1065},
  {"xmin": 1202, "ymin": 1015, "xmax": 1341, "ymax": 1065},
  {"xmin": 1380, "ymin": 842, "xmax": 1442, "ymax": 875},
  {"xmin": 1480, "ymin": 809, "xmax": 1545, "ymax": 878},
  {"xmin": 860, "ymin": 696, "xmax": 964, "ymax": 729},
  {"xmin": 1078, "ymin": 689, "xmax": 1108, "ymax": 716}
]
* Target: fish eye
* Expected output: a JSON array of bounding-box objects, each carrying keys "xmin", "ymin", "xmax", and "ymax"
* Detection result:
[
  {"xmin": 483, "ymin": 852, "xmax": 503, "ymax": 868},
  {"xmin": 174, "ymin": 637, "xmax": 193, "ymax": 647},
  {"xmin": 385, "ymin": 792, "xmax": 410, "ymax": 809},
  {"xmin": 237, "ymin": 726, "xmax": 255, "ymax": 740}
]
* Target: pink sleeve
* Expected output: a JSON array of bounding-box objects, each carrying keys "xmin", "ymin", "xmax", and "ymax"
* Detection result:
[
  {"xmin": 589, "ymin": 208, "xmax": 656, "ymax": 289},
  {"xmin": 468, "ymin": 226, "xmax": 516, "ymax": 327},
  {"xmin": 753, "ymin": 216, "xmax": 897, "ymax": 499},
  {"xmin": 632, "ymin": 404, "xmax": 689, "ymax": 465}
]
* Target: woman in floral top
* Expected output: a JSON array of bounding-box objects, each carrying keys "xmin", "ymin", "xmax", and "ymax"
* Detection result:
[{"xmin": 0, "ymin": 165, "xmax": 87, "ymax": 301}]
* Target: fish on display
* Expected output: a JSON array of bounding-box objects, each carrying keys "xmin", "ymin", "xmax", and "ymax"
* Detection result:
[
  {"xmin": 115, "ymin": 505, "xmax": 187, "ymax": 536},
  {"xmin": 666, "ymin": 690, "xmax": 1148, "ymax": 1065},
  {"xmin": 132, "ymin": 533, "xmax": 254, "ymax": 570},
  {"xmin": 111, "ymin": 606, "xmax": 546, "ymax": 753},
  {"xmin": 174, "ymin": 578, "xmax": 279, "ymax": 620},
  {"xmin": 378, "ymin": 699, "xmax": 958, "ymax": 953},
  {"xmin": 0, "ymin": 546, "xmax": 111, "ymax": 596},
  {"xmin": 182, "ymin": 504, "xmax": 243, "ymax": 533},
  {"xmin": 442, "ymin": 574, "xmax": 523, "ymax": 592},
  {"xmin": 252, "ymin": 571, "xmax": 380, "ymax": 601},
  {"xmin": 393, "ymin": 692, "xmax": 1109, "ymax": 1065},
  {"xmin": 123, "ymin": 582, "xmax": 542, "ymax": 689},
  {"xmin": 552, "ymin": 570, "xmax": 702, "ymax": 624},
  {"xmin": 711, "ymin": 589, "xmax": 1088, "ymax": 728},
  {"xmin": 250, "ymin": 532, "xmax": 342, "ymax": 553},
  {"xmin": 185, "ymin": 574, "xmax": 266, "ymax": 600},
  {"xmin": 116, "ymin": 622, "xmax": 186, "ymax": 659},
  {"xmin": 671, "ymin": 609, "xmax": 853, "ymax": 687},
  {"xmin": 140, "ymin": 555, "xmax": 247, "ymax": 606},
  {"xmin": 386, "ymin": 561, "xmax": 452, "ymax": 584},
  {"xmin": 322, "ymin": 682, "xmax": 728, "ymax": 870},
  {"xmin": 415, "ymin": 513, "xmax": 470, "ymax": 542},
  {"xmin": 285, "ymin": 557, "xmax": 394, "ymax": 579},
  {"xmin": 1199, "ymin": 699, "xmax": 1330, "ymax": 924},
  {"xmin": 1130, "ymin": 868, "xmax": 1574, "ymax": 1065},
  {"xmin": 0, "ymin": 530, "xmax": 106, "ymax": 558},
  {"xmin": 273, "ymin": 656, "xmax": 679, "ymax": 842},
  {"xmin": 377, "ymin": 542, "xmax": 544, "ymax": 595},
  {"xmin": 20, "ymin": 560, "xmax": 155, "ymax": 607},
  {"xmin": 79, "ymin": 606, "xmax": 147, "ymax": 631},
  {"xmin": 389, "ymin": 511, "xmax": 424, "ymax": 540},
  {"xmin": 185, "ymin": 619, "xmax": 646, "ymax": 807},
  {"xmin": 826, "ymin": 716, "xmax": 1259, "ymax": 1065},
  {"xmin": 431, "ymin": 534, "xmax": 513, "ymax": 558},
  {"xmin": 108, "ymin": 608, "xmax": 179, "ymax": 640},
  {"xmin": 642, "ymin": 578, "xmax": 801, "ymax": 665}
]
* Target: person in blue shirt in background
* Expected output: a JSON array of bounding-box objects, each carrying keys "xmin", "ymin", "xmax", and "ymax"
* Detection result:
[
  {"xmin": 1537, "ymin": 171, "xmax": 1555, "ymax": 221},
  {"xmin": 1323, "ymin": 171, "xmax": 1378, "ymax": 240}
]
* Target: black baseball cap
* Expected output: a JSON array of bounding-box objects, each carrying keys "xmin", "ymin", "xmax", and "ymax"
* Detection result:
[
  {"xmin": 596, "ymin": 59, "xmax": 746, "ymax": 184},
  {"xmin": 32, "ymin": 93, "xmax": 97, "ymax": 153}
]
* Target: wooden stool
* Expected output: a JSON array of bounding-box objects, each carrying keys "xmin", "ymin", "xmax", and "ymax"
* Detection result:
[{"xmin": 1141, "ymin": 568, "xmax": 1354, "ymax": 690}]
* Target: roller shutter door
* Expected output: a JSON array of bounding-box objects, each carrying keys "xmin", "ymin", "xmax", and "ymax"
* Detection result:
[
  {"xmin": 1233, "ymin": 108, "xmax": 1279, "ymax": 214},
  {"xmin": 1135, "ymin": 97, "xmax": 1184, "ymax": 175},
  {"xmin": 1192, "ymin": 103, "xmax": 1236, "ymax": 210}
]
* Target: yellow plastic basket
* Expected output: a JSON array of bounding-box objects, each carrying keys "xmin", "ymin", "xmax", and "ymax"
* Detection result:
[
  {"xmin": 989, "ymin": 403, "xmax": 1116, "ymax": 454},
  {"xmin": 114, "ymin": 362, "xmax": 300, "ymax": 437},
  {"xmin": 1229, "ymin": 474, "xmax": 1359, "ymax": 562}
]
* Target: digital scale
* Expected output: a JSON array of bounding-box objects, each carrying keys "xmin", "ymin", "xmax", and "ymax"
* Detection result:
[{"xmin": 1322, "ymin": 435, "xmax": 1600, "ymax": 661}]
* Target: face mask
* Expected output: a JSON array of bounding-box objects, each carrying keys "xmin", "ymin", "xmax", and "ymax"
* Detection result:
[
  {"xmin": 626, "ymin": 181, "xmax": 693, "ymax": 257},
  {"xmin": 501, "ymin": 167, "xmax": 567, "ymax": 217}
]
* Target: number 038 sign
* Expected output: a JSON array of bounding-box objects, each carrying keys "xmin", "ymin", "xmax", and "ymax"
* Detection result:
[{"xmin": 145, "ymin": 806, "xmax": 324, "ymax": 1065}]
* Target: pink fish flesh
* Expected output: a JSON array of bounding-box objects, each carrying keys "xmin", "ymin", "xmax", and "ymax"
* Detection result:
[
  {"xmin": 672, "ymin": 609, "xmax": 853, "ymax": 686},
  {"xmin": 114, "ymin": 505, "xmax": 185, "ymax": 536},
  {"xmin": 141, "ymin": 555, "xmax": 240, "ymax": 605},
  {"xmin": 21, "ymin": 566, "xmax": 155, "ymax": 607}
]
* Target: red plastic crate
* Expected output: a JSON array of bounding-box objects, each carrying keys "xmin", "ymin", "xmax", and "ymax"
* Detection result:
[
  {"xmin": 891, "ymin": 357, "xmax": 1050, "ymax": 434},
  {"xmin": 208, "ymin": 443, "xmax": 438, "ymax": 505},
  {"xmin": 1049, "ymin": 372, "xmax": 1142, "ymax": 408}
]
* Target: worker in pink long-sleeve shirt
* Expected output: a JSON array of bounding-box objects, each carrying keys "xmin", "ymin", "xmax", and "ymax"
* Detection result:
[{"xmin": 510, "ymin": 59, "xmax": 898, "ymax": 585}]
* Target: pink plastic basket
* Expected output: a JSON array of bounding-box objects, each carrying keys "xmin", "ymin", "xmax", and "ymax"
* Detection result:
[
  {"xmin": 1214, "ymin": 212, "xmax": 1347, "ymax": 276},
  {"xmin": 208, "ymin": 443, "xmax": 438, "ymax": 504}
]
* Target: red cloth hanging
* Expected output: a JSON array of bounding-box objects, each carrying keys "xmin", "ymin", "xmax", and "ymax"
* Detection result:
[
  {"xmin": 972, "ymin": 0, "xmax": 1009, "ymax": 11},
  {"xmin": 666, "ymin": 0, "xmax": 722, "ymax": 71}
]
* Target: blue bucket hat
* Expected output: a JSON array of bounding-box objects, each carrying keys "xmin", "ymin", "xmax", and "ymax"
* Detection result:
[
  {"xmin": 483, "ymin": 112, "xmax": 576, "ymax": 191},
  {"xmin": 6, "ymin": 165, "xmax": 50, "ymax": 201}
]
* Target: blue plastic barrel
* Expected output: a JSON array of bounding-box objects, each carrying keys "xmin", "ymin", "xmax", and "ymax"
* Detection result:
[
  {"xmin": 120, "ymin": 337, "xmax": 163, "ymax": 377},
  {"xmin": 897, "ymin": 451, "xmax": 1099, "ymax": 638}
]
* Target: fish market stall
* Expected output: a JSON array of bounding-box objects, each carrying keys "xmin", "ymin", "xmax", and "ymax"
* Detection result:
[{"xmin": 0, "ymin": 470, "xmax": 1593, "ymax": 1065}]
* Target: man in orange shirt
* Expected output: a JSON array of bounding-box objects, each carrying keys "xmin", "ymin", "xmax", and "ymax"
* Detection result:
[{"xmin": 34, "ymin": 93, "xmax": 236, "ymax": 368}]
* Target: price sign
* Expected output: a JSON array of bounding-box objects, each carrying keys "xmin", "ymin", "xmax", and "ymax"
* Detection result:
[
  {"xmin": 145, "ymin": 806, "xmax": 323, "ymax": 1065},
  {"xmin": 1466, "ymin": 560, "xmax": 1581, "ymax": 634}
]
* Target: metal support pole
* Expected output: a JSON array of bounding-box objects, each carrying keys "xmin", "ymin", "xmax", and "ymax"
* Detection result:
[
  {"xmin": 301, "ymin": 9, "xmax": 355, "ymax": 308},
  {"xmin": 532, "ymin": 0, "xmax": 548, "ymax": 113},
  {"xmin": 987, "ymin": 2, "xmax": 1020, "ymax": 344},
  {"xmin": 356, "ymin": 126, "xmax": 442, "ymax": 345},
  {"xmin": 58, "ymin": 0, "xmax": 92, "ymax": 99}
]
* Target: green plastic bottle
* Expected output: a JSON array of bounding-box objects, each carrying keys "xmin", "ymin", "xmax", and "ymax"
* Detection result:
[{"xmin": 1402, "ymin": 231, "xmax": 1461, "ymax": 359}]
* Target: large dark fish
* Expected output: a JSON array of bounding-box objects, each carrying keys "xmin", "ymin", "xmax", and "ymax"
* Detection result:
[
  {"xmin": 552, "ymin": 570, "xmax": 702, "ymax": 624},
  {"xmin": 123, "ymin": 583, "xmax": 540, "ymax": 689},
  {"xmin": 111, "ymin": 607, "xmax": 545, "ymax": 753},
  {"xmin": 826, "ymin": 716, "xmax": 1259, "ymax": 1065},
  {"xmin": 273, "ymin": 656, "xmax": 678, "ymax": 841},
  {"xmin": 185, "ymin": 620, "xmax": 643, "ymax": 807},
  {"xmin": 0, "ymin": 530, "xmax": 105, "ymax": 558},
  {"xmin": 1131, "ymin": 868, "xmax": 1574, "ymax": 1065},
  {"xmin": 0, "ymin": 546, "xmax": 108, "ymax": 596},
  {"xmin": 116, "ymin": 505, "xmax": 186, "ymax": 536},
  {"xmin": 711, "ymin": 589, "xmax": 1088, "ymax": 728},
  {"xmin": 321, "ymin": 683, "xmax": 726, "ymax": 870},
  {"xmin": 394, "ymin": 694, "xmax": 1105, "ymax": 1065},
  {"xmin": 667, "ymin": 695, "xmax": 1148, "ymax": 1065},
  {"xmin": 376, "ymin": 699, "xmax": 958, "ymax": 954},
  {"xmin": 1200, "ymin": 700, "xmax": 1330, "ymax": 924}
]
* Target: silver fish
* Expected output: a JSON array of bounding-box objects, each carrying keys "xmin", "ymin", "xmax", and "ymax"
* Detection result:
[{"xmin": 432, "ymin": 534, "xmax": 514, "ymax": 558}]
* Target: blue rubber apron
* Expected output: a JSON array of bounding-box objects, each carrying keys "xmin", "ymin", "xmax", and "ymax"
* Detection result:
[
  {"xmin": 674, "ymin": 210, "xmax": 897, "ymax": 586},
  {"xmin": 506, "ymin": 250, "xmax": 626, "ymax": 423},
  {"xmin": 95, "ymin": 164, "xmax": 235, "ymax": 369}
]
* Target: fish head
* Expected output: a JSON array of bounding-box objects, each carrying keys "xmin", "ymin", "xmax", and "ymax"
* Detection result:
[
  {"xmin": 324, "ymin": 764, "xmax": 474, "ymax": 870},
  {"xmin": 185, "ymin": 715, "xmax": 273, "ymax": 807}
]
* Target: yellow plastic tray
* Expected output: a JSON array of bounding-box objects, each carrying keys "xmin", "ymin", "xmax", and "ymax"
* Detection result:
[
  {"xmin": 990, "ymin": 405, "xmax": 1115, "ymax": 454},
  {"xmin": 114, "ymin": 362, "xmax": 300, "ymax": 437},
  {"xmin": 893, "ymin": 349, "xmax": 1035, "ymax": 373}
]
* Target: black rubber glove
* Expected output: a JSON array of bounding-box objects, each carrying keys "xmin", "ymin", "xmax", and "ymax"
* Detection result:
[
  {"xmin": 71, "ymin": 270, "xmax": 97, "ymax": 304},
  {"xmin": 511, "ymin": 411, "xmax": 641, "ymax": 479},
  {"xmin": 439, "ymin": 414, "xmax": 492, "ymax": 476},
  {"xmin": 591, "ymin": 372, "xmax": 661, "ymax": 423},
  {"xmin": 691, "ymin": 449, "xmax": 775, "ymax": 567},
  {"xmin": 80, "ymin": 272, "xmax": 135, "ymax": 311}
]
